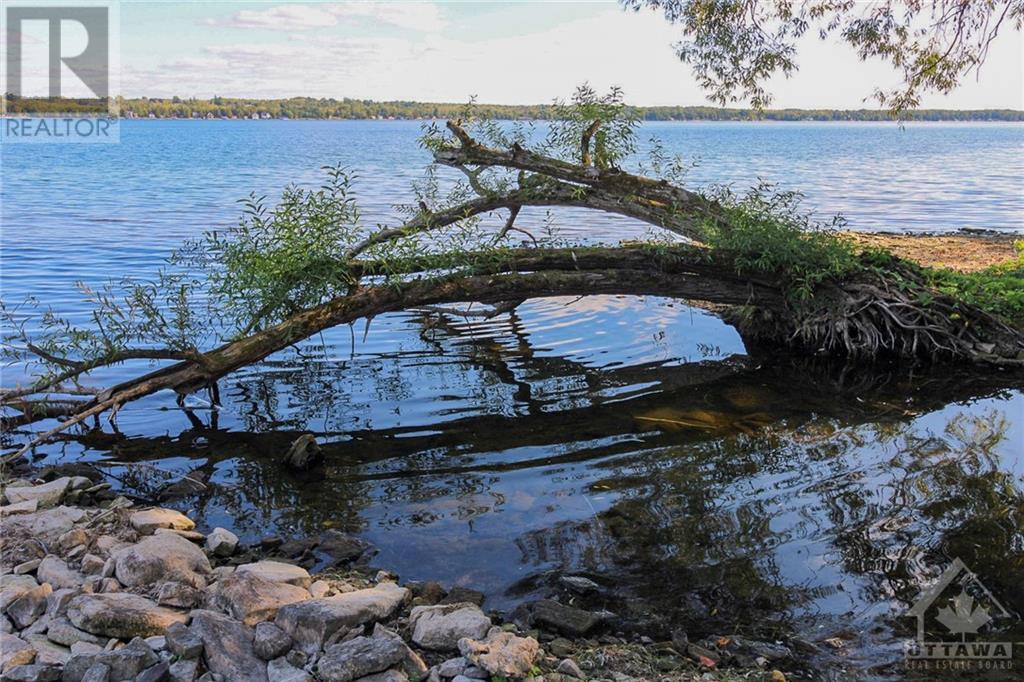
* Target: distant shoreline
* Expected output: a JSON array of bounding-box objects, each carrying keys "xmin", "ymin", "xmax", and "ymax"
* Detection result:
[{"xmin": 5, "ymin": 96, "xmax": 1022, "ymax": 122}]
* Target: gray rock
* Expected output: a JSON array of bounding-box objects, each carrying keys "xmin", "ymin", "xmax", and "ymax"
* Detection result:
[
  {"xmin": 47, "ymin": 617, "xmax": 104, "ymax": 647},
  {"xmin": 557, "ymin": 658, "xmax": 584, "ymax": 678},
  {"xmin": 128, "ymin": 509, "xmax": 195, "ymax": 536},
  {"xmin": 234, "ymin": 561, "xmax": 310, "ymax": 588},
  {"xmin": 165, "ymin": 622, "xmax": 203, "ymax": 659},
  {"xmin": 530, "ymin": 599, "xmax": 605, "ymax": 637},
  {"xmin": 436, "ymin": 657, "xmax": 467, "ymax": 678},
  {"xmin": 167, "ymin": 657, "xmax": 199, "ymax": 682},
  {"xmin": 205, "ymin": 528, "xmax": 238, "ymax": 557},
  {"xmin": 0, "ymin": 500, "xmax": 39, "ymax": 515},
  {"xmin": 356, "ymin": 672, "xmax": 409, "ymax": 682},
  {"xmin": 155, "ymin": 582, "xmax": 202, "ymax": 609},
  {"xmin": 81, "ymin": 663, "xmax": 111, "ymax": 682},
  {"xmin": 80, "ymin": 555, "xmax": 106, "ymax": 576},
  {"xmin": 3, "ymin": 478, "xmax": 71, "ymax": 508},
  {"xmin": 67, "ymin": 593, "xmax": 187, "ymax": 638},
  {"xmin": 1, "ymin": 664, "xmax": 61, "ymax": 681},
  {"xmin": 461, "ymin": 665, "xmax": 488, "ymax": 680},
  {"xmin": 0, "ymin": 633, "xmax": 36, "ymax": 671},
  {"xmin": 188, "ymin": 610, "xmax": 267, "ymax": 682},
  {"xmin": 136, "ymin": 661, "xmax": 170, "ymax": 682},
  {"xmin": 558, "ymin": 576, "xmax": 600, "ymax": 594},
  {"xmin": 36, "ymin": 556, "xmax": 83, "ymax": 590},
  {"xmin": 70, "ymin": 642, "xmax": 104, "ymax": 656},
  {"xmin": 316, "ymin": 635, "xmax": 407, "ymax": 682},
  {"xmin": 205, "ymin": 573, "xmax": 309, "ymax": 625},
  {"xmin": 275, "ymin": 582, "xmax": 408, "ymax": 654},
  {"xmin": 7, "ymin": 583, "xmax": 52, "ymax": 629},
  {"xmin": 266, "ymin": 658, "xmax": 313, "ymax": 682},
  {"xmin": 45, "ymin": 588, "xmax": 78, "ymax": 619},
  {"xmin": 0, "ymin": 614, "xmax": 13, "ymax": 633},
  {"xmin": 24, "ymin": 634, "xmax": 71, "ymax": 666},
  {"xmin": 114, "ymin": 533, "xmax": 211, "ymax": 590},
  {"xmin": 57, "ymin": 529, "xmax": 91, "ymax": 554},
  {"xmin": 62, "ymin": 638, "xmax": 159, "ymax": 682},
  {"xmin": 144, "ymin": 635, "xmax": 166, "ymax": 651},
  {"xmin": 1, "ymin": 574, "xmax": 41, "ymax": 611},
  {"xmin": 13, "ymin": 559, "xmax": 41, "ymax": 575},
  {"xmin": 409, "ymin": 603, "xmax": 491, "ymax": 651},
  {"xmin": 0, "ymin": 507, "xmax": 85, "ymax": 546},
  {"xmin": 316, "ymin": 531, "xmax": 375, "ymax": 566},
  {"xmin": 252, "ymin": 622, "xmax": 291, "ymax": 661},
  {"xmin": 370, "ymin": 625, "xmax": 427, "ymax": 681}
]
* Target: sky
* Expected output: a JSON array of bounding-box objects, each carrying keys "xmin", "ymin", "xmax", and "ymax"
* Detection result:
[{"xmin": 21, "ymin": 1, "xmax": 1024, "ymax": 108}]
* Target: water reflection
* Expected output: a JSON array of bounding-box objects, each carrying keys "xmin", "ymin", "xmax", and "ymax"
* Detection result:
[{"xmin": 20, "ymin": 295, "xmax": 1023, "ymax": 676}]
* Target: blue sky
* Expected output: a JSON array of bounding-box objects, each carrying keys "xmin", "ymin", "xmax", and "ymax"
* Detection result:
[{"xmin": 107, "ymin": 1, "xmax": 1024, "ymax": 107}]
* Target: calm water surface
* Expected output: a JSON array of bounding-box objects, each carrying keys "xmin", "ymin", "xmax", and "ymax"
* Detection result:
[{"xmin": 2, "ymin": 121, "xmax": 1023, "ymax": 678}]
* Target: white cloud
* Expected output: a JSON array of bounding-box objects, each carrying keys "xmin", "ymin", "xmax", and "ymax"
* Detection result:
[
  {"xmin": 130, "ymin": 4, "xmax": 1022, "ymax": 108},
  {"xmin": 211, "ymin": 2, "xmax": 445, "ymax": 33}
]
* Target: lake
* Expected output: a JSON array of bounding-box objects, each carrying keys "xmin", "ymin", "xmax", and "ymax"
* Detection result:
[{"xmin": 2, "ymin": 120, "xmax": 1022, "ymax": 678}]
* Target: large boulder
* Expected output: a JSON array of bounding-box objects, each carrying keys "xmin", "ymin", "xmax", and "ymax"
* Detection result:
[
  {"xmin": 458, "ymin": 629, "xmax": 540, "ymax": 679},
  {"xmin": 275, "ymin": 582, "xmax": 409, "ymax": 655},
  {"xmin": 3, "ymin": 478, "xmax": 71, "ymax": 509},
  {"xmin": 235, "ymin": 560, "xmax": 311, "ymax": 587},
  {"xmin": 316, "ymin": 634, "xmax": 407, "ymax": 682},
  {"xmin": 66, "ymin": 593, "xmax": 187, "ymax": 638},
  {"xmin": 189, "ymin": 609, "xmax": 268, "ymax": 682},
  {"xmin": 114, "ymin": 532, "xmax": 211, "ymax": 589},
  {"xmin": 408, "ymin": 603, "xmax": 491, "ymax": 651},
  {"xmin": 128, "ymin": 508, "xmax": 195, "ymax": 535},
  {"xmin": 530, "ymin": 599, "xmax": 606, "ymax": 636},
  {"xmin": 205, "ymin": 572, "xmax": 309, "ymax": 625}
]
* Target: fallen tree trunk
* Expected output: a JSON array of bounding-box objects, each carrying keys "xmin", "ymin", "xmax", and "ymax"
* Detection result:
[{"xmin": 3, "ymin": 118, "xmax": 1022, "ymax": 457}]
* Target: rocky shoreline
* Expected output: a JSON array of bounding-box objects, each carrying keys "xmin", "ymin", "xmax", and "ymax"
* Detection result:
[{"xmin": 1, "ymin": 465, "xmax": 798, "ymax": 682}]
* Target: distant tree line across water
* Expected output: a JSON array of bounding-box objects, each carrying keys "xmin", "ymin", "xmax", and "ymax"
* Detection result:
[{"xmin": 4, "ymin": 94, "xmax": 1022, "ymax": 121}]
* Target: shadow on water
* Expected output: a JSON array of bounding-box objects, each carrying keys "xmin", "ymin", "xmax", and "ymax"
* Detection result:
[{"xmin": 15, "ymin": 296, "xmax": 1023, "ymax": 677}]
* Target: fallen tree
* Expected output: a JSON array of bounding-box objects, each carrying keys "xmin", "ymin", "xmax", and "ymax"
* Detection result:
[{"xmin": 3, "ymin": 89, "xmax": 1022, "ymax": 457}]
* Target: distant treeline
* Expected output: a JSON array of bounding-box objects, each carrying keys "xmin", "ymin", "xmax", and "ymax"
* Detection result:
[{"xmin": 5, "ymin": 94, "xmax": 1022, "ymax": 121}]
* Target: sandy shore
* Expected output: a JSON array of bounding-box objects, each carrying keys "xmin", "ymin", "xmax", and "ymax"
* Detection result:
[{"xmin": 842, "ymin": 230, "xmax": 1019, "ymax": 272}]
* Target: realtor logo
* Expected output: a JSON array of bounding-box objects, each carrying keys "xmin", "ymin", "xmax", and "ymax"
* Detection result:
[
  {"xmin": 904, "ymin": 557, "xmax": 1015, "ymax": 672},
  {"xmin": 1, "ymin": 1, "xmax": 120, "ymax": 143}
]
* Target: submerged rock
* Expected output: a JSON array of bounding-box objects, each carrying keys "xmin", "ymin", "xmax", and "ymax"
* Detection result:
[
  {"xmin": 530, "ymin": 599, "xmax": 606, "ymax": 636},
  {"xmin": 66, "ymin": 593, "xmax": 187, "ymax": 638},
  {"xmin": 283, "ymin": 434, "xmax": 322, "ymax": 470}
]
